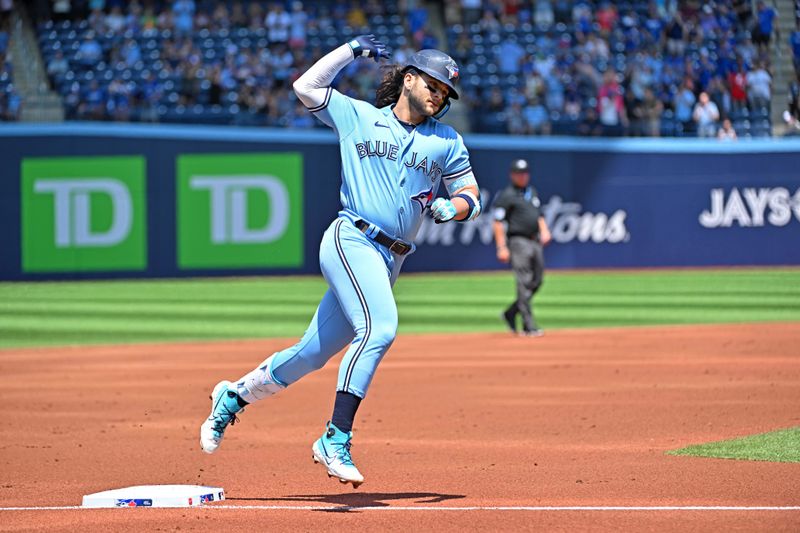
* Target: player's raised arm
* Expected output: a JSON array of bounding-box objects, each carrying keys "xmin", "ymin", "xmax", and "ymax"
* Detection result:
[{"xmin": 292, "ymin": 35, "xmax": 390, "ymax": 127}]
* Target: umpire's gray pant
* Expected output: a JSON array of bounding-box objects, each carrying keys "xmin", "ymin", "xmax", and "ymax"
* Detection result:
[{"xmin": 505, "ymin": 236, "xmax": 545, "ymax": 332}]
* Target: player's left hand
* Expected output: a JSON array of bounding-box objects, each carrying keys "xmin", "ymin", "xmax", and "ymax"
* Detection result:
[
  {"xmin": 348, "ymin": 34, "xmax": 391, "ymax": 62},
  {"xmin": 430, "ymin": 198, "xmax": 457, "ymax": 223}
]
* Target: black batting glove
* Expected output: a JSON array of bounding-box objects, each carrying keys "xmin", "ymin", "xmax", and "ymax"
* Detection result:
[{"xmin": 348, "ymin": 34, "xmax": 391, "ymax": 62}]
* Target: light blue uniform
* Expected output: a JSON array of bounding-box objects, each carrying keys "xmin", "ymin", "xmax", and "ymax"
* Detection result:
[{"xmin": 268, "ymin": 88, "xmax": 475, "ymax": 398}]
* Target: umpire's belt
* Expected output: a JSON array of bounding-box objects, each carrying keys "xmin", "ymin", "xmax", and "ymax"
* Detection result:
[{"xmin": 355, "ymin": 219, "xmax": 413, "ymax": 256}]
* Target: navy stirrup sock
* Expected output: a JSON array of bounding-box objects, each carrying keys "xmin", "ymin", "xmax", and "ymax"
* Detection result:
[{"xmin": 331, "ymin": 391, "xmax": 362, "ymax": 433}]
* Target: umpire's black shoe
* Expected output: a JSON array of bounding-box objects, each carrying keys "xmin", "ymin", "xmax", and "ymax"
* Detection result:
[{"xmin": 501, "ymin": 310, "xmax": 517, "ymax": 333}]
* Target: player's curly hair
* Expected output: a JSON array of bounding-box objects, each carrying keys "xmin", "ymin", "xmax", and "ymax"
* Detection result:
[{"xmin": 375, "ymin": 65, "xmax": 409, "ymax": 108}]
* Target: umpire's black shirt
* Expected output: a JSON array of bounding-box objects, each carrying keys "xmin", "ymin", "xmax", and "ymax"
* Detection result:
[{"xmin": 493, "ymin": 185, "xmax": 543, "ymax": 239}]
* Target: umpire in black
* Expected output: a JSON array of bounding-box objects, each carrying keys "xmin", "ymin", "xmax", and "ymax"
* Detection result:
[{"xmin": 492, "ymin": 159, "xmax": 552, "ymax": 336}]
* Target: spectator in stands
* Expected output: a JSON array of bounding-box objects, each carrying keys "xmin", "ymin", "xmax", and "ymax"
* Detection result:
[
  {"xmin": 497, "ymin": 34, "xmax": 524, "ymax": 75},
  {"xmin": 51, "ymin": 0, "xmax": 72, "ymax": 23},
  {"xmin": 665, "ymin": 13, "xmax": 685, "ymax": 56},
  {"xmin": 572, "ymin": 1, "xmax": 593, "ymax": 34},
  {"xmin": 47, "ymin": 49, "xmax": 69, "ymax": 77},
  {"xmin": 790, "ymin": 20, "xmax": 800, "ymax": 74},
  {"xmin": 120, "ymin": 38, "xmax": 142, "ymax": 68},
  {"xmin": 266, "ymin": 2, "xmax": 290, "ymax": 47},
  {"xmin": 506, "ymin": 101, "xmax": 526, "ymax": 135},
  {"xmin": 736, "ymin": 33, "xmax": 757, "ymax": 68},
  {"xmin": 625, "ymin": 88, "xmax": 644, "ymax": 135},
  {"xmin": 707, "ymin": 76, "xmax": 731, "ymax": 119},
  {"xmin": 578, "ymin": 106, "xmax": 603, "ymax": 136},
  {"xmin": 641, "ymin": 87, "xmax": 663, "ymax": 137},
  {"xmin": 674, "ymin": 78, "xmax": 696, "ymax": 133},
  {"xmin": 746, "ymin": 61, "xmax": 772, "ymax": 109},
  {"xmin": 246, "ymin": 2, "xmax": 264, "ymax": 30},
  {"xmin": 230, "ymin": 1, "xmax": 247, "ymax": 28},
  {"xmin": 693, "ymin": 91, "xmax": 720, "ymax": 137},
  {"xmin": 584, "ymin": 32, "xmax": 610, "ymax": 62},
  {"xmin": 125, "ymin": 1, "xmax": 144, "ymax": 33},
  {"xmin": 106, "ymin": 78, "xmax": 132, "ymax": 122},
  {"xmin": 732, "ymin": 0, "xmax": 752, "ymax": 27},
  {"xmin": 460, "ymin": 0, "xmax": 483, "ymax": 26},
  {"xmin": 138, "ymin": 70, "xmax": 162, "ymax": 122},
  {"xmin": 728, "ymin": 61, "xmax": 748, "ymax": 111},
  {"xmin": 644, "ymin": 2, "xmax": 666, "ymax": 45},
  {"xmin": 488, "ymin": 86, "xmax": 505, "ymax": 113},
  {"xmin": 479, "ymin": 8, "xmax": 502, "ymax": 35},
  {"xmin": 544, "ymin": 67, "xmax": 565, "ymax": 113},
  {"xmin": 105, "ymin": 5, "xmax": 125, "ymax": 34},
  {"xmin": 0, "ymin": 28, "xmax": 7, "ymax": 54},
  {"xmin": 288, "ymin": 1, "xmax": 307, "ymax": 50},
  {"xmin": 83, "ymin": 79, "xmax": 106, "ymax": 120},
  {"xmin": 597, "ymin": 70, "xmax": 627, "ymax": 136},
  {"xmin": 784, "ymin": 73, "xmax": 800, "ymax": 134},
  {"xmin": 173, "ymin": 0, "xmax": 195, "ymax": 36},
  {"xmin": 141, "ymin": 4, "xmax": 158, "ymax": 30},
  {"xmin": 752, "ymin": 0, "xmax": 777, "ymax": 52},
  {"xmin": 63, "ymin": 81, "xmax": 81, "ymax": 118},
  {"xmin": 596, "ymin": 2, "xmax": 618, "ymax": 36},
  {"xmin": 77, "ymin": 31, "xmax": 102, "ymax": 67},
  {"xmin": 717, "ymin": 118, "xmax": 738, "ymax": 140},
  {"xmin": 523, "ymin": 97, "xmax": 551, "ymax": 135},
  {"xmin": 534, "ymin": 0, "xmax": 554, "ymax": 29},
  {"xmin": 87, "ymin": 6, "xmax": 106, "ymax": 32}
]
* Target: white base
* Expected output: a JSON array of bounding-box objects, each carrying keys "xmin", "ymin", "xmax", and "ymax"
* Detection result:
[{"xmin": 81, "ymin": 485, "xmax": 225, "ymax": 508}]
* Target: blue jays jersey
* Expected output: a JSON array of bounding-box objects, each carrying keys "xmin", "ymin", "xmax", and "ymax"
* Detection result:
[{"xmin": 311, "ymin": 88, "xmax": 474, "ymax": 242}]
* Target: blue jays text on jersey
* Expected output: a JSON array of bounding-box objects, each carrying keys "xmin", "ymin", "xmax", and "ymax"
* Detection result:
[{"xmin": 355, "ymin": 141, "xmax": 444, "ymax": 184}]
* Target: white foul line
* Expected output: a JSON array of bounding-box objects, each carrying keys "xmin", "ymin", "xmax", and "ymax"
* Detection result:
[{"xmin": 0, "ymin": 505, "xmax": 799, "ymax": 512}]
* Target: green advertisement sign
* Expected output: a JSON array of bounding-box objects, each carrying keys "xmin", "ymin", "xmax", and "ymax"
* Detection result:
[
  {"xmin": 177, "ymin": 153, "xmax": 304, "ymax": 269},
  {"xmin": 21, "ymin": 156, "xmax": 147, "ymax": 272}
]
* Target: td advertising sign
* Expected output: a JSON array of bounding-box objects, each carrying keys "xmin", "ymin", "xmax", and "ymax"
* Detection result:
[
  {"xmin": 21, "ymin": 156, "xmax": 147, "ymax": 272},
  {"xmin": 177, "ymin": 153, "xmax": 304, "ymax": 269}
]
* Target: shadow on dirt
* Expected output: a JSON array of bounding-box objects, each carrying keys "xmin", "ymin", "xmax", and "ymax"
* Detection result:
[{"xmin": 228, "ymin": 491, "xmax": 466, "ymax": 512}]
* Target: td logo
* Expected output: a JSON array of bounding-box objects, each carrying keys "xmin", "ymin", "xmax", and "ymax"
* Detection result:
[
  {"xmin": 177, "ymin": 153, "xmax": 304, "ymax": 269},
  {"xmin": 21, "ymin": 156, "xmax": 147, "ymax": 272},
  {"xmin": 34, "ymin": 179, "xmax": 132, "ymax": 247},
  {"xmin": 190, "ymin": 176, "xmax": 289, "ymax": 244}
]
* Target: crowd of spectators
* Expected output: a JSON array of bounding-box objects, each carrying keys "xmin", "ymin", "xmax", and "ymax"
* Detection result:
[
  {"xmin": 446, "ymin": 0, "xmax": 778, "ymax": 137},
  {"xmin": 29, "ymin": 0, "xmax": 786, "ymax": 137},
  {"xmin": 0, "ymin": 0, "xmax": 21, "ymax": 121},
  {"xmin": 36, "ymin": 0, "xmax": 433, "ymax": 126}
]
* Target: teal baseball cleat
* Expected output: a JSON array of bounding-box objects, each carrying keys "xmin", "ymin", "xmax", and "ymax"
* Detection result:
[
  {"xmin": 312, "ymin": 421, "xmax": 364, "ymax": 488},
  {"xmin": 200, "ymin": 380, "xmax": 246, "ymax": 454}
]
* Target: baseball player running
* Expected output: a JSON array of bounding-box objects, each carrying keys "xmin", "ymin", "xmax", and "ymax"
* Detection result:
[{"xmin": 199, "ymin": 35, "xmax": 481, "ymax": 488}]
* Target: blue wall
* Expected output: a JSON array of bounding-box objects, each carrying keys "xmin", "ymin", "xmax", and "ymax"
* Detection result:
[{"xmin": 2, "ymin": 123, "xmax": 799, "ymax": 281}]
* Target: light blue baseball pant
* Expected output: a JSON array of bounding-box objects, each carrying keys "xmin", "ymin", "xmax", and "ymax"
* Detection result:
[{"xmin": 268, "ymin": 217, "xmax": 400, "ymax": 398}]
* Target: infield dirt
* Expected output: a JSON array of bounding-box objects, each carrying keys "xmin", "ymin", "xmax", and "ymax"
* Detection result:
[{"xmin": 1, "ymin": 323, "xmax": 798, "ymax": 531}]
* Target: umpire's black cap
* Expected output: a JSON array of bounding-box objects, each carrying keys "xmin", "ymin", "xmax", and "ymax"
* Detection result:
[{"xmin": 510, "ymin": 159, "xmax": 529, "ymax": 172}]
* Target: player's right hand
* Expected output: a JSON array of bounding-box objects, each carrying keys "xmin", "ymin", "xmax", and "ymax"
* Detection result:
[
  {"xmin": 497, "ymin": 246, "xmax": 510, "ymax": 263},
  {"xmin": 348, "ymin": 34, "xmax": 391, "ymax": 62}
]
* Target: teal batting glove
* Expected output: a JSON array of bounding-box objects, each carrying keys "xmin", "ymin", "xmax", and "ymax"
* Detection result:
[{"xmin": 430, "ymin": 198, "xmax": 457, "ymax": 223}]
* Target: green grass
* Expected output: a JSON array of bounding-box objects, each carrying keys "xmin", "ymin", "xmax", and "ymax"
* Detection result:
[
  {"xmin": 1, "ymin": 268, "xmax": 799, "ymax": 348},
  {"xmin": 668, "ymin": 427, "xmax": 800, "ymax": 463}
]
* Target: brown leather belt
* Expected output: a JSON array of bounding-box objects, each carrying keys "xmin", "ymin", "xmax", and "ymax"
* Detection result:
[{"xmin": 354, "ymin": 219, "xmax": 412, "ymax": 255}]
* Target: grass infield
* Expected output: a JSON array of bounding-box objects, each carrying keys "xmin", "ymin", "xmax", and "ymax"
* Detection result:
[
  {"xmin": 668, "ymin": 427, "xmax": 800, "ymax": 463},
  {"xmin": 1, "ymin": 268, "xmax": 799, "ymax": 348}
]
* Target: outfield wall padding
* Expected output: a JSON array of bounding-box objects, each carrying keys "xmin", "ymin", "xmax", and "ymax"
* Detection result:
[{"xmin": 1, "ymin": 124, "xmax": 799, "ymax": 280}]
